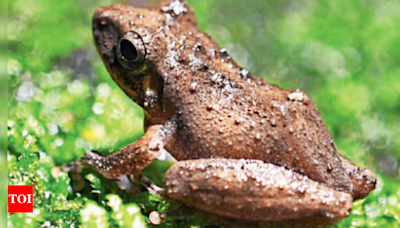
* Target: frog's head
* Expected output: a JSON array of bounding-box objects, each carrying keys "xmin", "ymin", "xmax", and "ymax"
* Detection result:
[{"xmin": 92, "ymin": 0, "xmax": 197, "ymax": 108}]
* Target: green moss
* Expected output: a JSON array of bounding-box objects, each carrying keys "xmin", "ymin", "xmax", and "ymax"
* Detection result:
[{"xmin": 7, "ymin": 0, "xmax": 400, "ymax": 227}]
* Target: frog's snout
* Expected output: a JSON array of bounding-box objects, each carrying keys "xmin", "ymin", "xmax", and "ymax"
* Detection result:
[
  {"xmin": 92, "ymin": 6, "xmax": 123, "ymax": 66},
  {"xmin": 93, "ymin": 4, "xmax": 139, "ymax": 31}
]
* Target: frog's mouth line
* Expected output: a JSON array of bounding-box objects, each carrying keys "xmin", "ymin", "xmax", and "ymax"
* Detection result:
[{"xmin": 120, "ymin": 61, "xmax": 149, "ymax": 78}]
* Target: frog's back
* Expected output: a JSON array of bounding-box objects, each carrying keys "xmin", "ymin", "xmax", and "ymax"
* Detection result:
[
  {"xmin": 166, "ymin": 65, "xmax": 352, "ymax": 193},
  {"xmin": 138, "ymin": 1, "xmax": 353, "ymax": 193}
]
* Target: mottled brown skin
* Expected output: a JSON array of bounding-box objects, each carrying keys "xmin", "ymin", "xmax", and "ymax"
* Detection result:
[
  {"xmin": 82, "ymin": 0, "xmax": 376, "ymax": 227},
  {"xmin": 165, "ymin": 159, "xmax": 353, "ymax": 227}
]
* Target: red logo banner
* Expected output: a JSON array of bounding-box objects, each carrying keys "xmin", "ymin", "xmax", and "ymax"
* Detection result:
[{"xmin": 8, "ymin": 185, "xmax": 34, "ymax": 213}]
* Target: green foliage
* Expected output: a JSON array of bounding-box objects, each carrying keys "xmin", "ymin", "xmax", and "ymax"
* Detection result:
[{"xmin": 7, "ymin": 0, "xmax": 400, "ymax": 227}]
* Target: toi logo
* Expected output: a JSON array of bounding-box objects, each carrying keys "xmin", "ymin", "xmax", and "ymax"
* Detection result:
[{"xmin": 8, "ymin": 185, "xmax": 33, "ymax": 213}]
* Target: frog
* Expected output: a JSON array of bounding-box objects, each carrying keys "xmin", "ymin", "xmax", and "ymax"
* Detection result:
[{"xmin": 79, "ymin": 0, "xmax": 377, "ymax": 227}]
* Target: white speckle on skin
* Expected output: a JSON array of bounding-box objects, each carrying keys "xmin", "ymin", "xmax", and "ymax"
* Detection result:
[
  {"xmin": 165, "ymin": 49, "xmax": 180, "ymax": 68},
  {"xmin": 288, "ymin": 91, "xmax": 304, "ymax": 101},
  {"xmin": 162, "ymin": 0, "xmax": 187, "ymax": 16},
  {"xmin": 238, "ymin": 68, "xmax": 249, "ymax": 79},
  {"xmin": 144, "ymin": 89, "xmax": 158, "ymax": 108},
  {"xmin": 145, "ymin": 89, "xmax": 156, "ymax": 96},
  {"xmin": 188, "ymin": 54, "xmax": 204, "ymax": 71},
  {"xmin": 190, "ymin": 82, "xmax": 198, "ymax": 91},
  {"xmin": 280, "ymin": 105, "xmax": 286, "ymax": 116},
  {"xmin": 209, "ymin": 48, "xmax": 216, "ymax": 56}
]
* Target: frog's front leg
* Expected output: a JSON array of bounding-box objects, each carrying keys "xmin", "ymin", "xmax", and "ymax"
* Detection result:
[
  {"xmin": 78, "ymin": 122, "xmax": 175, "ymax": 184},
  {"xmin": 164, "ymin": 158, "xmax": 352, "ymax": 227}
]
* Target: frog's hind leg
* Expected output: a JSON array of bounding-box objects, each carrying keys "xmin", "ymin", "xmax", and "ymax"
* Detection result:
[{"xmin": 164, "ymin": 158, "xmax": 352, "ymax": 227}]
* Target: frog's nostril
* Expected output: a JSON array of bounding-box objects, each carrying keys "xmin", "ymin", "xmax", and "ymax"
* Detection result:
[
  {"xmin": 100, "ymin": 17, "xmax": 107, "ymax": 26},
  {"xmin": 94, "ymin": 17, "xmax": 107, "ymax": 30},
  {"xmin": 93, "ymin": 7, "xmax": 111, "ymax": 29}
]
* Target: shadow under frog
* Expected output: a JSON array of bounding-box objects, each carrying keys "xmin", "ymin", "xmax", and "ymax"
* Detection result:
[{"xmin": 76, "ymin": 0, "xmax": 376, "ymax": 227}]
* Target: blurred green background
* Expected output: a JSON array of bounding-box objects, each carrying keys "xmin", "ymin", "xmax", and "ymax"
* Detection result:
[
  {"xmin": 7, "ymin": 0, "xmax": 400, "ymax": 227},
  {"xmin": 2, "ymin": 1, "xmax": 8, "ymax": 227}
]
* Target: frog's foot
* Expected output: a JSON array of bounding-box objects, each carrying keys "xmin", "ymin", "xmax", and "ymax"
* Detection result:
[
  {"xmin": 60, "ymin": 161, "xmax": 85, "ymax": 191},
  {"xmin": 164, "ymin": 158, "xmax": 352, "ymax": 227},
  {"xmin": 78, "ymin": 124, "xmax": 168, "ymax": 179},
  {"xmin": 338, "ymin": 154, "xmax": 376, "ymax": 200}
]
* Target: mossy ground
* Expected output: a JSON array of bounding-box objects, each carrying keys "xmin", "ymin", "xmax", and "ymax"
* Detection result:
[{"xmin": 7, "ymin": 0, "xmax": 400, "ymax": 227}]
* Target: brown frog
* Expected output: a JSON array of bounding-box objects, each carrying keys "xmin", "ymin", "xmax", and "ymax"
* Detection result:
[{"xmin": 82, "ymin": 0, "xmax": 376, "ymax": 227}]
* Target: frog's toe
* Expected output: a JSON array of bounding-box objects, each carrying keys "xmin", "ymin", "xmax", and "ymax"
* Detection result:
[{"xmin": 61, "ymin": 161, "xmax": 79, "ymax": 173}]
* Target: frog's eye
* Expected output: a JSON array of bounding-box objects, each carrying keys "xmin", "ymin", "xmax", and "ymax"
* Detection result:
[
  {"xmin": 117, "ymin": 31, "xmax": 146, "ymax": 62},
  {"xmin": 120, "ymin": 39, "xmax": 138, "ymax": 61}
]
